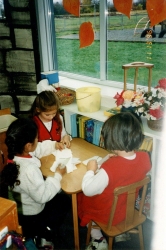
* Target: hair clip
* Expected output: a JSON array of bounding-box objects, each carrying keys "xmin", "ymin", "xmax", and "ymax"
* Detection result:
[{"xmin": 7, "ymin": 159, "xmax": 14, "ymax": 164}]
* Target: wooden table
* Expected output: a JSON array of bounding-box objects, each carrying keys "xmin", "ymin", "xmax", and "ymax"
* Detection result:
[{"xmin": 40, "ymin": 138, "xmax": 108, "ymax": 250}]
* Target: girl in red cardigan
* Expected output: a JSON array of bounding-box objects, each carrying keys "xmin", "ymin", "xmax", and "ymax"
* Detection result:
[
  {"xmin": 30, "ymin": 90, "xmax": 71, "ymax": 150},
  {"xmin": 78, "ymin": 112, "xmax": 151, "ymax": 250}
]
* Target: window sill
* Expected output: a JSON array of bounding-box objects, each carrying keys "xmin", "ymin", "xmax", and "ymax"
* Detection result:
[
  {"xmin": 59, "ymin": 72, "xmax": 151, "ymax": 108},
  {"xmin": 59, "ymin": 74, "xmax": 123, "ymax": 108}
]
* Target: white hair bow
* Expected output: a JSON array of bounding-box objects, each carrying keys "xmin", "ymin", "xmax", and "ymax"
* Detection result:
[{"xmin": 37, "ymin": 79, "xmax": 57, "ymax": 94}]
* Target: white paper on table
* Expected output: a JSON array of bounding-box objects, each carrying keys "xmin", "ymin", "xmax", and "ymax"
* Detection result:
[
  {"xmin": 82, "ymin": 154, "xmax": 110, "ymax": 169},
  {"xmin": 82, "ymin": 156, "xmax": 102, "ymax": 166},
  {"xmin": 97, "ymin": 154, "xmax": 110, "ymax": 168},
  {"xmin": 50, "ymin": 148, "xmax": 79, "ymax": 173},
  {"xmin": 72, "ymin": 158, "xmax": 81, "ymax": 165}
]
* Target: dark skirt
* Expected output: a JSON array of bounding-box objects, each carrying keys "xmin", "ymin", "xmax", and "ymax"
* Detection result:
[{"xmin": 18, "ymin": 191, "xmax": 71, "ymax": 240}]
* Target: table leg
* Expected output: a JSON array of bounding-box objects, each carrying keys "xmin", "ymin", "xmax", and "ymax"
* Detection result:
[{"xmin": 72, "ymin": 193, "xmax": 80, "ymax": 250}]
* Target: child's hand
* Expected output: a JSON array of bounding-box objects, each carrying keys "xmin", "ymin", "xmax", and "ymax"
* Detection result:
[
  {"xmin": 87, "ymin": 160, "xmax": 98, "ymax": 173},
  {"xmin": 61, "ymin": 135, "xmax": 71, "ymax": 148},
  {"xmin": 55, "ymin": 165, "xmax": 66, "ymax": 176},
  {"xmin": 55, "ymin": 142, "xmax": 65, "ymax": 150}
]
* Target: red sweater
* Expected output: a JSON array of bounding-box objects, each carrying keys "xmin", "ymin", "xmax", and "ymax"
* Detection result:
[
  {"xmin": 33, "ymin": 116, "xmax": 61, "ymax": 142},
  {"xmin": 77, "ymin": 151, "xmax": 151, "ymax": 226}
]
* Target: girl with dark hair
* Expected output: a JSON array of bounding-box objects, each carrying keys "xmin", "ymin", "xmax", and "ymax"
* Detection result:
[
  {"xmin": 78, "ymin": 112, "xmax": 151, "ymax": 250},
  {"xmin": 0, "ymin": 118, "xmax": 71, "ymax": 246},
  {"xmin": 30, "ymin": 91, "xmax": 71, "ymax": 149}
]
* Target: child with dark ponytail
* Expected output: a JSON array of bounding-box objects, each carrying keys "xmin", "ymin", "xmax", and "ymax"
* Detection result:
[{"xmin": 0, "ymin": 117, "xmax": 71, "ymax": 246}]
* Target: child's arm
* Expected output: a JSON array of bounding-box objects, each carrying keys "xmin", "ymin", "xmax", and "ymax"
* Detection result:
[
  {"xmin": 87, "ymin": 159, "xmax": 98, "ymax": 172},
  {"xmin": 55, "ymin": 165, "xmax": 66, "ymax": 176},
  {"xmin": 55, "ymin": 141, "xmax": 66, "ymax": 150},
  {"xmin": 61, "ymin": 134, "xmax": 71, "ymax": 148},
  {"xmin": 60, "ymin": 115, "xmax": 72, "ymax": 148},
  {"xmin": 82, "ymin": 160, "xmax": 109, "ymax": 196}
]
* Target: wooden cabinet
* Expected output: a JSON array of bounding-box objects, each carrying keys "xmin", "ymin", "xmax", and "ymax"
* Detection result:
[{"xmin": 0, "ymin": 198, "xmax": 22, "ymax": 234}]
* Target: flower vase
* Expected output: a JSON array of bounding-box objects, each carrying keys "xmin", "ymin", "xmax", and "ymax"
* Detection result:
[
  {"xmin": 147, "ymin": 119, "xmax": 163, "ymax": 131},
  {"xmin": 121, "ymin": 106, "xmax": 142, "ymax": 122},
  {"xmin": 121, "ymin": 106, "xmax": 135, "ymax": 113}
]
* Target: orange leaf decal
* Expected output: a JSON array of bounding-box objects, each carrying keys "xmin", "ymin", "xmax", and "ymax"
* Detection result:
[
  {"xmin": 147, "ymin": 0, "xmax": 166, "ymax": 27},
  {"xmin": 63, "ymin": 0, "xmax": 80, "ymax": 17},
  {"xmin": 113, "ymin": 0, "xmax": 132, "ymax": 18},
  {"xmin": 79, "ymin": 22, "xmax": 94, "ymax": 49}
]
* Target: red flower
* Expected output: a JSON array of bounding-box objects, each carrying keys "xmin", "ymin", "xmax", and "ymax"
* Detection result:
[
  {"xmin": 155, "ymin": 78, "xmax": 166, "ymax": 90},
  {"xmin": 149, "ymin": 107, "xmax": 164, "ymax": 119},
  {"xmin": 114, "ymin": 90, "xmax": 125, "ymax": 106}
]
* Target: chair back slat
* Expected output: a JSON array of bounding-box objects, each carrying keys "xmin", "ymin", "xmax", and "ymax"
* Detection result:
[
  {"xmin": 138, "ymin": 183, "xmax": 148, "ymax": 216},
  {"xmin": 107, "ymin": 176, "xmax": 150, "ymax": 231},
  {"xmin": 125, "ymin": 191, "xmax": 136, "ymax": 228},
  {"xmin": 107, "ymin": 195, "xmax": 118, "ymax": 229}
]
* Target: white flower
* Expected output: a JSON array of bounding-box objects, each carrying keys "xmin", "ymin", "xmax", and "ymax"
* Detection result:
[
  {"xmin": 144, "ymin": 99, "xmax": 151, "ymax": 105},
  {"xmin": 159, "ymin": 88, "xmax": 166, "ymax": 98},
  {"xmin": 138, "ymin": 107, "xmax": 144, "ymax": 113},
  {"xmin": 150, "ymin": 102, "xmax": 160, "ymax": 110},
  {"xmin": 150, "ymin": 115, "xmax": 157, "ymax": 120},
  {"xmin": 123, "ymin": 100, "xmax": 132, "ymax": 108},
  {"xmin": 157, "ymin": 92, "xmax": 162, "ymax": 99},
  {"xmin": 146, "ymin": 114, "xmax": 151, "ymax": 120}
]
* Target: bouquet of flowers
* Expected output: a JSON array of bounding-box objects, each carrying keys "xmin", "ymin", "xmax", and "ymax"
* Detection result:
[{"xmin": 114, "ymin": 78, "xmax": 166, "ymax": 120}]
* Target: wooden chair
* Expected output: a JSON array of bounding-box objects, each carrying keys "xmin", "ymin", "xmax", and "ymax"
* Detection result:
[
  {"xmin": 0, "ymin": 108, "xmax": 11, "ymax": 116},
  {"xmin": 86, "ymin": 176, "xmax": 151, "ymax": 250}
]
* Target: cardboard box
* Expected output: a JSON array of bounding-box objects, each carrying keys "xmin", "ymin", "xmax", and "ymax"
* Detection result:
[{"xmin": 41, "ymin": 70, "xmax": 59, "ymax": 85}]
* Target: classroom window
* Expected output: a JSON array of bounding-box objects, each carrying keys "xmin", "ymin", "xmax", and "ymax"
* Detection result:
[{"xmin": 53, "ymin": 0, "xmax": 166, "ymax": 88}]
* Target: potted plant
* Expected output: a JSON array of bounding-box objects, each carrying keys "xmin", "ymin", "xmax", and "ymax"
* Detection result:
[{"xmin": 114, "ymin": 78, "xmax": 166, "ymax": 131}]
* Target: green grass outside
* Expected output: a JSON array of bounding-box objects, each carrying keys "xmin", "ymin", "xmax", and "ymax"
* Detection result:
[
  {"xmin": 55, "ymin": 12, "xmax": 148, "ymax": 35},
  {"xmin": 57, "ymin": 38, "xmax": 166, "ymax": 87},
  {"xmin": 55, "ymin": 12, "xmax": 166, "ymax": 87}
]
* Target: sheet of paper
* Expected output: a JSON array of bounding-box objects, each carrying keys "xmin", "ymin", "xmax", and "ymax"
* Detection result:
[
  {"xmin": 97, "ymin": 154, "xmax": 110, "ymax": 168},
  {"xmin": 50, "ymin": 149, "xmax": 79, "ymax": 173},
  {"xmin": 82, "ymin": 156, "xmax": 102, "ymax": 166},
  {"xmin": 72, "ymin": 158, "xmax": 81, "ymax": 165},
  {"xmin": 59, "ymin": 157, "xmax": 71, "ymax": 169}
]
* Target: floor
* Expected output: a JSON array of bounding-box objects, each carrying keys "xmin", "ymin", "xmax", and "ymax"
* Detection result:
[{"xmin": 52, "ymin": 209, "xmax": 153, "ymax": 250}]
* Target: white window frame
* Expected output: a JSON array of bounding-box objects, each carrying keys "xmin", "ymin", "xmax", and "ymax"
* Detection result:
[{"xmin": 35, "ymin": 0, "xmax": 144, "ymax": 97}]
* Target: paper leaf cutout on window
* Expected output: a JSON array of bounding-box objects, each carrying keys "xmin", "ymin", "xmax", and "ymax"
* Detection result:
[
  {"xmin": 79, "ymin": 22, "xmax": 94, "ymax": 48},
  {"xmin": 147, "ymin": 0, "xmax": 166, "ymax": 27},
  {"xmin": 113, "ymin": 0, "xmax": 132, "ymax": 18},
  {"xmin": 63, "ymin": 0, "xmax": 80, "ymax": 17}
]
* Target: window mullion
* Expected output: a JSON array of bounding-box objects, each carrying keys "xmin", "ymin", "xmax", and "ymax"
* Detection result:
[
  {"xmin": 35, "ymin": 0, "xmax": 58, "ymax": 72},
  {"xmin": 100, "ymin": 0, "xmax": 107, "ymax": 81}
]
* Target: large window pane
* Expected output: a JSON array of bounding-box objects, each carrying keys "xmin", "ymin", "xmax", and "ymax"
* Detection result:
[
  {"xmin": 54, "ymin": 1, "xmax": 100, "ymax": 78},
  {"xmin": 54, "ymin": 1, "xmax": 166, "ymax": 88},
  {"xmin": 107, "ymin": 4, "xmax": 166, "ymax": 87}
]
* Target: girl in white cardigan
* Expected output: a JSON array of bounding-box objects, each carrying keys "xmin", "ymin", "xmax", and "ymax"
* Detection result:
[{"xmin": 1, "ymin": 117, "xmax": 71, "ymax": 245}]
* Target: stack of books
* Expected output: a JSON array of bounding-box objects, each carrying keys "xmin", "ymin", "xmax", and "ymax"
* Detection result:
[
  {"xmin": 104, "ymin": 107, "xmax": 121, "ymax": 117},
  {"xmin": 70, "ymin": 114, "xmax": 103, "ymax": 146}
]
